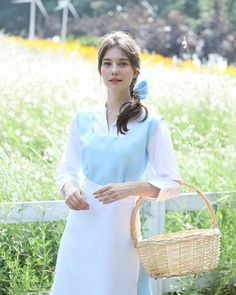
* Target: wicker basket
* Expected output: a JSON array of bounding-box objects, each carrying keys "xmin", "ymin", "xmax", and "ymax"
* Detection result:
[{"xmin": 130, "ymin": 180, "xmax": 221, "ymax": 279}]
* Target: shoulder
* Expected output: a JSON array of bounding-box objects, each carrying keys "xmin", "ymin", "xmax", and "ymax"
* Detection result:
[
  {"xmin": 75, "ymin": 105, "xmax": 102, "ymax": 117},
  {"xmin": 69, "ymin": 112, "xmax": 90, "ymax": 132},
  {"xmin": 138, "ymin": 107, "xmax": 164, "ymax": 126},
  {"xmin": 138, "ymin": 108, "xmax": 165, "ymax": 142},
  {"xmin": 73, "ymin": 106, "xmax": 97, "ymax": 120},
  {"xmin": 148, "ymin": 111, "xmax": 164, "ymax": 124},
  {"xmin": 71, "ymin": 104, "xmax": 104, "ymax": 131}
]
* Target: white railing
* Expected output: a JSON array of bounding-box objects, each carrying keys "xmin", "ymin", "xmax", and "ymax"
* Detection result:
[{"xmin": 0, "ymin": 191, "xmax": 230, "ymax": 294}]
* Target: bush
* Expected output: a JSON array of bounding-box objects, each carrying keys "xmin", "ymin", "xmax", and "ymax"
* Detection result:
[{"xmin": 68, "ymin": 3, "xmax": 236, "ymax": 65}]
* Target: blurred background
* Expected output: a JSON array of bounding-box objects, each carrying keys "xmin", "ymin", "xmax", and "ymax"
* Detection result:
[{"xmin": 1, "ymin": 0, "xmax": 236, "ymax": 65}]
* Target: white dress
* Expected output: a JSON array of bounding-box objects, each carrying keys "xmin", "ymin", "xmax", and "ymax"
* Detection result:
[{"xmin": 50, "ymin": 104, "xmax": 181, "ymax": 295}]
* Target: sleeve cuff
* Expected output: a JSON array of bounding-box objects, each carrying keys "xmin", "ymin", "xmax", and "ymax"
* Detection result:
[
  {"xmin": 147, "ymin": 177, "xmax": 181, "ymax": 201},
  {"xmin": 57, "ymin": 176, "xmax": 80, "ymax": 193}
]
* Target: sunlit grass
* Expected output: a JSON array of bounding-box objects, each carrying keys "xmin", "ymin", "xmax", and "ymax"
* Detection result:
[{"xmin": 0, "ymin": 34, "xmax": 235, "ymax": 202}]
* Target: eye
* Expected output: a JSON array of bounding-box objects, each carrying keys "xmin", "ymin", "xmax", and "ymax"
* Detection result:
[
  {"xmin": 119, "ymin": 62, "xmax": 128, "ymax": 66},
  {"xmin": 102, "ymin": 61, "xmax": 111, "ymax": 66}
]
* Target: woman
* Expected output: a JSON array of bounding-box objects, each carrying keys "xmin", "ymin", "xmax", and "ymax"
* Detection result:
[{"xmin": 50, "ymin": 31, "xmax": 181, "ymax": 295}]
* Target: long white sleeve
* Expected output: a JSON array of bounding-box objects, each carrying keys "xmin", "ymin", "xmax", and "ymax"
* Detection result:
[
  {"xmin": 56, "ymin": 114, "xmax": 82, "ymax": 192},
  {"xmin": 146, "ymin": 118, "xmax": 181, "ymax": 201}
]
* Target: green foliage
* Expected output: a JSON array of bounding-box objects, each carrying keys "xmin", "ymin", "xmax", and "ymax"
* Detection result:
[
  {"xmin": 1, "ymin": 0, "xmax": 236, "ymax": 31},
  {"xmin": 227, "ymin": 0, "xmax": 236, "ymax": 30},
  {"xmin": 0, "ymin": 221, "xmax": 65, "ymax": 294},
  {"xmin": 150, "ymin": 0, "xmax": 186, "ymax": 17},
  {"xmin": 197, "ymin": 0, "xmax": 214, "ymax": 18},
  {"xmin": 165, "ymin": 195, "xmax": 236, "ymax": 294}
]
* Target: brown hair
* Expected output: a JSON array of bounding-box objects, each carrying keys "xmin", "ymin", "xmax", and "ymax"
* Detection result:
[{"xmin": 97, "ymin": 31, "xmax": 148, "ymax": 135}]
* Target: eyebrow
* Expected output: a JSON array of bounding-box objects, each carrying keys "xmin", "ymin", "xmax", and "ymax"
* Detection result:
[{"xmin": 102, "ymin": 58, "xmax": 129, "ymax": 61}]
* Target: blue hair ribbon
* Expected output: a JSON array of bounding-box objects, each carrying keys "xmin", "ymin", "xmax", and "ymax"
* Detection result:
[{"xmin": 133, "ymin": 79, "xmax": 148, "ymax": 100}]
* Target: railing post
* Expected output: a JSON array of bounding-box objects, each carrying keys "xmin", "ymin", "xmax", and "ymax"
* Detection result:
[{"xmin": 142, "ymin": 200, "xmax": 166, "ymax": 295}]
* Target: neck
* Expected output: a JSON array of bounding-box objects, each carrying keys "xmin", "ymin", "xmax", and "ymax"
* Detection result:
[{"xmin": 105, "ymin": 88, "xmax": 132, "ymax": 114}]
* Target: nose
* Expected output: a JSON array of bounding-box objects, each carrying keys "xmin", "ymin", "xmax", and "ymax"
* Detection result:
[{"xmin": 111, "ymin": 63, "xmax": 119, "ymax": 75}]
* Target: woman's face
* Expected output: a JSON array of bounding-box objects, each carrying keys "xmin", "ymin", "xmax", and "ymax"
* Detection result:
[{"xmin": 100, "ymin": 46, "xmax": 137, "ymax": 92}]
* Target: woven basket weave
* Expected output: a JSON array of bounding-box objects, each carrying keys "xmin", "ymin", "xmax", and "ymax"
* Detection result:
[{"xmin": 130, "ymin": 180, "xmax": 221, "ymax": 279}]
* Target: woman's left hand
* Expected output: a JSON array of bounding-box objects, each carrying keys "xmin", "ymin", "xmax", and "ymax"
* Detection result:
[{"xmin": 92, "ymin": 182, "xmax": 134, "ymax": 204}]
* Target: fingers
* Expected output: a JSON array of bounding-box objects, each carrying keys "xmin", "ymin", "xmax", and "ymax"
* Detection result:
[
  {"xmin": 72, "ymin": 192, "xmax": 88, "ymax": 210},
  {"xmin": 93, "ymin": 185, "xmax": 112, "ymax": 196},
  {"xmin": 65, "ymin": 189, "xmax": 89, "ymax": 210},
  {"xmin": 98, "ymin": 194, "xmax": 115, "ymax": 203},
  {"xmin": 94, "ymin": 189, "xmax": 113, "ymax": 200},
  {"xmin": 101, "ymin": 195, "xmax": 124, "ymax": 204},
  {"xmin": 96, "ymin": 192, "xmax": 125, "ymax": 204},
  {"xmin": 94, "ymin": 188, "xmax": 117, "ymax": 203},
  {"xmin": 93, "ymin": 183, "xmax": 130, "ymax": 204},
  {"xmin": 65, "ymin": 198, "xmax": 79, "ymax": 210}
]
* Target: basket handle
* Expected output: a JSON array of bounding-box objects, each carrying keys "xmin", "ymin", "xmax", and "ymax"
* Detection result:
[{"xmin": 130, "ymin": 180, "xmax": 218, "ymax": 246}]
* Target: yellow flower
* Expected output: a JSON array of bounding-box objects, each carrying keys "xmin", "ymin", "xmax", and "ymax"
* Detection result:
[{"xmin": 4, "ymin": 35, "xmax": 236, "ymax": 77}]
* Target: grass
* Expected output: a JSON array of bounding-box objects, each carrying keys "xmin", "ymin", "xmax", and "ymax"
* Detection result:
[{"xmin": 0, "ymin": 34, "xmax": 235, "ymax": 294}]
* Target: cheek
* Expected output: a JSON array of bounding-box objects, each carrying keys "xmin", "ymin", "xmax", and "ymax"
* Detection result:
[
  {"xmin": 124, "ymin": 70, "xmax": 135, "ymax": 83},
  {"xmin": 100, "ymin": 67, "xmax": 108, "ymax": 77},
  {"xmin": 124, "ymin": 68, "xmax": 135, "ymax": 78},
  {"xmin": 100, "ymin": 68, "xmax": 109, "ymax": 85}
]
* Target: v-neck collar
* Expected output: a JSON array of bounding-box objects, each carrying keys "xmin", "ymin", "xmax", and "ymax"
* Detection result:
[
  {"xmin": 105, "ymin": 104, "xmax": 119, "ymax": 133},
  {"xmin": 93, "ymin": 103, "xmax": 144, "ymax": 136},
  {"xmin": 94, "ymin": 104, "xmax": 118, "ymax": 135}
]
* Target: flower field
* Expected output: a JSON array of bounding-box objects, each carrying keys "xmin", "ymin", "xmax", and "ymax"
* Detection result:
[{"xmin": 0, "ymin": 35, "xmax": 235, "ymax": 294}]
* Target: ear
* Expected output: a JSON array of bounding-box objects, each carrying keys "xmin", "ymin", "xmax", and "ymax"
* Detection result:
[{"xmin": 133, "ymin": 70, "xmax": 139, "ymax": 79}]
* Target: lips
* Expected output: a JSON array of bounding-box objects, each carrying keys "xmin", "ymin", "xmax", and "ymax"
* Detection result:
[{"xmin": 109, "ymin": 79, "xmax": 122, "ymax": 82}]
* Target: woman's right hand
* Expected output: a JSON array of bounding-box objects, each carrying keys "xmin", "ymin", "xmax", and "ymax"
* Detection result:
[{"xmin": 62, "ymin": 181, "xmax": 90, "ymax": 210}]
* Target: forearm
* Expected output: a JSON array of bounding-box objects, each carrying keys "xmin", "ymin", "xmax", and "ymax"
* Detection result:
[{"xmin": 125, "ymin": 181, "xmax": 160, "ymax": 200}]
